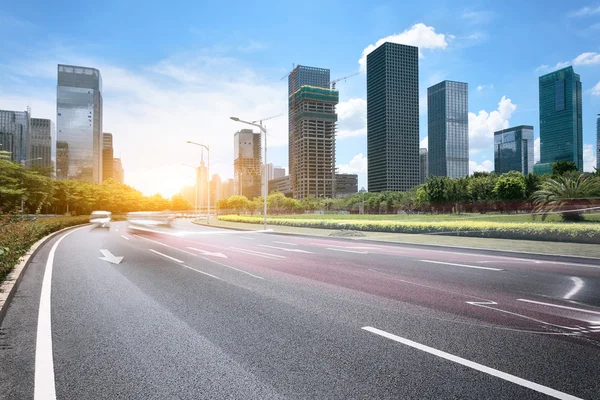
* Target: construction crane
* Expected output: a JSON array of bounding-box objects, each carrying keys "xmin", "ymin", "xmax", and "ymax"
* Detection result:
[
  {"xmin": 330, "ymin": 71, "xmax": 360, "ymax": 89},
  {"xmin": 252, "ymin": 113, "xmax": 284, "ymax": 124}
]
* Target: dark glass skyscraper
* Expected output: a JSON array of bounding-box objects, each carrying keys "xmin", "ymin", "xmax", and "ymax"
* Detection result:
[
  {"xmin": 57, "ymin": 64, "xmax": 103, "ymax": 183},
  {"xmin": 427, "ymin": 80, "xmax": 469, "ymax": 178},
  {"xmin": 288, "ymin": 65, "xmax": 330, "ymax": 195},
  {"xmin": 536, "ymin": 66, "xmax": 582, "ymax": 173},
  {"xmin": 0, "ymin": 109, "xmax": 30, "ymax": 163},
  {"xmin": 367, "ymin": 42, "xmax": 420, "ymax": 192},
  {"xmin": 494, "ymin": 125, "xmax": 534, "ymax": 174}
]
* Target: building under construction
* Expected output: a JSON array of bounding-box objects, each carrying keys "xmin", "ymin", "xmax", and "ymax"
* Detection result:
[
  {"xmin": 233, "ymin": 128, "xmax": 262, "ymax": 199},
  {"xmin": 289, "ymin": 85, "xmax": 339, "ymax": 199}
]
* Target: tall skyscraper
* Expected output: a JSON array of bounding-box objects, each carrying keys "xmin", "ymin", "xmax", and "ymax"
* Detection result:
[
  {"xmin": 535, "ymin": 66, "xmax": 583, "ymax": 174},
  {"xmin": 28, "ymin": 118, "xmax": 56, "ymax": 175},
  {"xmin": 234, "ymin": 128, "xmax": 262, "ymax": 199},
  {"xmin": 57, "ymin": 64, "xmax": 103, "ymax": 183},
  {"xmin": 427, "ymin": 81, "xmax": 469, "ymax": 178},
  {"xmin": 221, "ymin": 179, "xmax": 234, "ymax": 200},
  {"xmin": 289, "ymin": 85, "xmax": 338, "ymax": 199},
  {"xmin": 0, "ymin": 109, "xmax": 30, "ymax": 163},
  {"xmin": 263, "ymin": 163, "xmax": 274, "ymax": 182},
  {"xmin": 597, "ymin": 114, "xmax": 600, "ymax": 171},
  {"xmin": 210, "ymin": 173, "xmax": 222, "ymax": 206},
  {"xmin": 102, "ymin": 133, "xmax": 114, "ymax": 182},
  {"xmin": 288, "ymin": 65, "xmax": 330, "ymax": 193},
  {"xmin": 419, "ymin": 148, "xmax": 428, "ymax": 184},
  {"xmin": 367, "ymin": 42, "xmax": 420, "ymax": 192},
  {"xmin": 196, "ymin": 155, "xmax": 209, "ymax": 208},
  {"xmin": 113, "ymin": 158, "xmax": 124, "ymax": 184},
  {"xmin": 494, "ymin": 125, "xmax": 534, "ymax": 175}
]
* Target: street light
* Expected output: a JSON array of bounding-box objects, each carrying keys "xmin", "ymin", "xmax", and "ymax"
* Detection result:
[
  {"xmin": 186, "ymin": 141, "xmax": 210, "ymax": 225},
  {"xmin": 181, "ymin": 163, "xmax": 199, "ymax": 216},
  {"xmin": 230, "ymin": 116, "xmax": 268, "ymax": 231}
]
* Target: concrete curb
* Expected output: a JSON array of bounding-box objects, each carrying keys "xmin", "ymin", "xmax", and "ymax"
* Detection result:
[
  {"xmin": 0, "ymin": 223, "xmax": 89, "ymax": 326},
  {"xmin": 192, "ymin": 220, "xmax": 600, "ymax": 266}
]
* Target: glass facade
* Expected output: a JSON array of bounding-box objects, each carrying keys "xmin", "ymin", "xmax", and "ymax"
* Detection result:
[
  {"xmin": 419, "ymin": 148, "xmax": 428, "ymax": 184},
  {"xmin": 367, "ymin": 42, "xmax": 420, "ymax": 192},
  {"xmin": 538, "ymin": 66, "xmax": 583, "ymax": 170},
  {"xmin": 102, "ymin": 132, "xmax": 114, "ymax": 181},
  {"xmin": 0, "ymin": 109, "xmax": 29, "ymax": 163},
  {"xmin": 288, "ymin": 65, "xmax": 330, "ymax": 184},
  {"xmin": 427, "ymin": 81, "xmax": 469, "ymax": 178},
  {"xmin": 28, "ymin": 118, "xmax": 56, "ymax": 176},
  {"xmin": 494, "ymin": 125, "xmax": 534, "ymax": 174},
  {"xmin": 56, "ymin": 64, "xmax": 103, "ymax": 183}
]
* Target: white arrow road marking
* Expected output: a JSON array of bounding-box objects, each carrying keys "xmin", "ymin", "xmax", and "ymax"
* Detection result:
[
  {"xmin": 98, "ymin": 249, "xmax": 123, "ymax": 264},
  {"xmin": 420, "ymin": 260, "xmax": 502, "ymax": 271},
  {"xmin": 362, "ymin": 326, "xmax": 583, "ymax": 400},
  {"xmin": 564, "ymin": 277, "xmax": 584, "ymax": 300},
  {"xmin": 467, "ymin": 301, "xmax": 581, "ymax": 331},
  {"xmin": 258, "ymin": 245, "xmax": 313, "ymax": 254},
  {"xmin": 186, "ymin": 247, "xmax": 229, "ymax": 258},
  {"xmin": 516, "ymin": 298, "xmax": 600, "ymax": 316}
]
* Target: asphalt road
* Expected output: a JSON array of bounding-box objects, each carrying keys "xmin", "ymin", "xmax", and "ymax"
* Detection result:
[{"xmin": 1, "ymin": 219, "xmax": 600, "ymax": 399}]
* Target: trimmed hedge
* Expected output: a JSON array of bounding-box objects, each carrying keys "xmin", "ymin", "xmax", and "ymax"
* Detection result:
[
  {"xmin": 0, "ymin": 216, "xmax": 89, "ymax": 282},
  {"xmin": 218, "ymin": 215, "xmax": 600, "ymax": 244}
]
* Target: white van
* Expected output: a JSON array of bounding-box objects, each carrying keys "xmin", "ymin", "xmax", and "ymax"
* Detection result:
[{"xmin": 90, "ymin": 211, "xmax": 112, "ymax": 228}]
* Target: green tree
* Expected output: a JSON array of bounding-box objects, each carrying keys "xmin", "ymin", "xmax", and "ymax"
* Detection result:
[
  {"xmin": 468, "ymin": 174, "xmax": 497, "ymax": 213},
  {"xmin": 493, "ymin": 172, "xmax": 526, "ymax": 211},
  {"xmin": 532, "ymin": 174, "xmax": 600, "ymax": 221},
  {"xmin": 552, "ymin": 161, "xmax": 578, "ymax": 176},
  {"xmin": 524, "ymin": 173, "xmax": 542, "ymax": 200},
  {"xmin": 267, "ymin": 192, "xmax": 287, "ymax": 213},
  {"xmin": 170, "ymin": 194, "xmax": 193, "ymax": 211},
  {"xmin": 227, "ymin": 195, "xmax": 249, "ymax": 214},
  {"xmin": 215, "ymin": 197, "xmax": 229, "ymax": 212}
]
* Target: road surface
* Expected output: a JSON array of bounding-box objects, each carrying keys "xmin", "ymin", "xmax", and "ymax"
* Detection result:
[{"xmin": 1, "ymin": 219, "xmax": 599, "ymax": 399}]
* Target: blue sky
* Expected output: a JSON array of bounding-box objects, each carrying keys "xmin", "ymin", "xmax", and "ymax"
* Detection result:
[{"xmin": 1, "ymin": 0, "xmax": 599, "ymax": 195}]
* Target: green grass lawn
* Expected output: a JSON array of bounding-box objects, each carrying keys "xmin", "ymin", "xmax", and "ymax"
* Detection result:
[{"xmin": 265, "ymin": 212, "xmax": 600, "ymax": 224}]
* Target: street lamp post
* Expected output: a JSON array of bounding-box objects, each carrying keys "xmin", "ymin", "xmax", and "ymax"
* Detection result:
[
  {"xmin": 230, "ymin": 117, "xmax": 268, "ymax": 231},
  {"xmin": 186, "ymin": 141, "xmax": 210, "ymax": 225}
]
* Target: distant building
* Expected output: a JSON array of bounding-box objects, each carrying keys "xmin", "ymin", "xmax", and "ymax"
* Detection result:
[
  {"xmin": 113, "ymin": 158, "xmax": 124, "ymax": 184},
  {"xmin": 57, "ymin": 64, "xmax": 103, "ymax": 183},
  {"xmin": 494, "ymin": 125, "xmax": 534, "ymax": 175},
  {"xmin": 234, "ymin": 129, "xmax": 262, "ymax": 199},
  {"xmin": 597, "ymin": 114, "xmax": 600, "ymax": 171},
  {"xmin": 288, "ymin": 65, "xmax": 331, "ymax": 194},
  {"xmin": 196, "ymin": 157, "xmax": 209, "ymax": 208},
  {"xmin": 419, "ymin": 148, "xmax": 428, "ymax": 184},
  {"xmin": 428, "ymin": 81, "xmax": 469, "ymax": 178},
  {"xmin": 0, "ymin": 109, "xmax": 30, "ymax": 163},
  {"xmin": 180, "ymin": 185, "xmax": 196, "ymax": 208},
  {"xmin": 28, "ymin": 118, "xmax": 56, "ymax": 175},
  {"xmin": 102, "ymin": 133, "xmax": 114, "ymax": 182},
  {"xmin": 367, "ymin": 42, "xmax": 420, "ymax": 192},
  {"xmin": 268, "ymin": 175, "xmax": 293, "ymax": 197},
  {"xmin": 289, "ymin": 85, "xmax": 338, "ymax": 199},
  {"xmin": 210, "ymin": 173, "xmax": 222, "ymax": 206},
  {"xmin": 334, "ymin": 174, "xmax": 358, "ymax": 198},
  {"xmin": 56, "ymin": 141, "xmax": 69, "ymax": 178},
  {"xmin": 535, "ymin": 66, "xmax": 583, "ymax": 175},
  {"xmin": 221, "ymin": 179, "xmax": 235, "ymax": 199},
  {"xmin": 273, "ymin": 167, "xmax": 285, "ymax": 179},
  {"xmin": 263, "ymin": 163, "xmax": 274, "ymax": 182}
]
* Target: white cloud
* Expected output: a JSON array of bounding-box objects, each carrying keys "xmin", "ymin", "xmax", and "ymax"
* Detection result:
[
  {"xmin": 461, "ymin": 10, "xmax": 493, "ymax": 24},
  {"xmin": 337, "ymin": 153, "xmax": 367, "ymax": 175},
  {"xmin": 476, "ymin": 84, "xmax": 494, "ymax": 92},
  {"xmin": 336, "ymin": 98, "xmax": 367, "ymax": 139},
  {"xmin": 583, "ymin": 144, "xmax": 597, "ymax": 172},
  {"xmin": 591, "ymin": 81, "xmax": 600, "ymax": 96},
  {"xmin": 469, "ymin": 96, "xmax": 517, "ymax": 155},
  {"xmin": 535, "ymin": 61, "xmax": 570, "ymax": 73},
  {"xmin": 359, "ymin": 23, "xmax": 450, "ymax": 72},
  {"xmin": 573, "ymin": 52, "xmax": 600, "ymax": 65},
  {"xmin": 534, "ymin": 137, "xmax": 540, "ymax": 163},
  {"xmin": 469, "ymin": 160, "xmax": 493, "ymax": 175},
  {"xmin": 420, "ymin": 136, "xmax": 428, "ymax": 149},
  {"xmin": 569, "ymin": 6, "xmax": 600, "ymax": 17}
]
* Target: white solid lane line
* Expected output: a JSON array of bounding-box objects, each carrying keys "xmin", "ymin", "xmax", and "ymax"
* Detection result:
[
  {"xmin": 149, "ymin": 249, "xmax": 183, "ymax": 263},
  {"xmin": 419, "ymin": 259, "xmax": 503, "ymax": 271},
  {"xmin": 273, "ymin": 241, "xmax": 298, "ymax": 246},
  {"xmin": 180, "ymin": 264, "xmax": 223, "ymax": 280},
  {"xmin": 132, "ymin": 234, "xmax": 198, "ymax": 256},
  {"xmin": 564, "ymin": 277, "xmax": 584, "ymax": 300},
  {"xmin": 240, "ymin": 237, "xmax": 254, "ymax": 240},
  {"xmin": 195, "ymin": 257, "xmax": 264, "ymax": 280},
  {"xmin": 326, "ymin": 248, "xmax": 369, "ymax": 254},
  {"xmin": 516, "ymin": 298, "xmax": 600, "ymax": 316},
  {"xmin": 121, "ymin": 235, "xmax": 130, "ymax": 240},
  {"xmin": 229, "ymin": 247, "xmax": 286, "ymax": 259},
  {"xmin": 35, "ymin": 226, "xmax": 88, "ymax": 400},
  {"xmin": 258, "ymin": 244, "xmax": 313, "ymax": 254},
  {"xmin": 362, "ymin": 326, "xmax": 583, "ymax": 400}
]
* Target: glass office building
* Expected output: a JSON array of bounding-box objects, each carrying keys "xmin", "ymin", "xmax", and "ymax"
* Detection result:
[
  {"xmin": 0, "ymin": 109, "xmax": 30, "ymax": 163},
  {"xmin": 367, "ymin": 42, "xmax": 420, "ymax": 192},
  {"xmin": 56, "ymin": 64, "xmax": 103, "ymax": 183},
  {"xmin": 28, "ymin": 118, "xmax": 56, "ymax": 175},
  {"xmin": 536, "ymin": 66, "xmax": 582, "ymax": 172},
  {"xmin": 494, "ymin": 125, "xmax": 534, "ymax": 174},
  {"xmin": 419, "ymin": 148, "xmax": 428, "ymax": 184},
  {"xmin": 427, "ymin": 81, "xmax": 469, "ymax": 178}
]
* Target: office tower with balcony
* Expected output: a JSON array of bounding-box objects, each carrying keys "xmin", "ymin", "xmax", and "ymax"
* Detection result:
[
  {"xmin": 494, "ymin": 125, "xmax": 534, "ymax": 174},
  {"xmin": 289, "ymin": 85, "xmax": 338, "ymax": 199},
  {"xmin": 427, "ymin": 81, "xmax": 469, "ymax": 178},
  {"xmin": 234, "ymin": 128, "xmax": 262, "ymax": 199},
  {"xmin": 57, "ymin": 64, "xmax": 103, "ymax": 183},
  {"xmin": 534, "ymin": 66, "xmax": 583, "ymax": 175},
  {"xmin": 102, "ymin": 133, "xmax": 114, "ymax": 181},
  {"xmin": 367, "ymin": 42, "xmax": 420, "ymax": 191},
  {"xmin": 419, "ymin": 148, "xmax": 428, "ymax": 184},
  {"xmin": 0, "ymin": 109, "xmax": 30, "ymax": 163}
]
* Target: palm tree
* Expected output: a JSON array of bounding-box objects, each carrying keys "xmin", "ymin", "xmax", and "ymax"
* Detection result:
[{"xmin": 532, "ymin": 174, "xmax": 600, "ymax": 221}]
